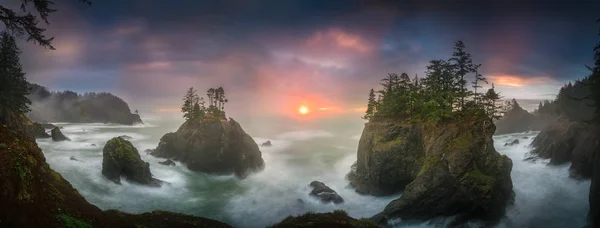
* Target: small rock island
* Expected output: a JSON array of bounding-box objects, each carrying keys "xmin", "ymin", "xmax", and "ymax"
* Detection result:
[{"xmin": 151, "ymin": 87, "xmax": 265, "ymax": 179}]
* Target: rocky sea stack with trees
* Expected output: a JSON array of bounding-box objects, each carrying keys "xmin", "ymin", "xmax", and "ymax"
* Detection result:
[
  {"xmin": 151, "ymin": 87, "xmax": 265, "ymax": 179},
  {"xmin": 349, "ymin": 41, "xmax": 514, "ymax": 226}
]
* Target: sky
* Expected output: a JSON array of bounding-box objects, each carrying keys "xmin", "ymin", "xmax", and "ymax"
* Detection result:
[{"xmin": 7, "ymin": 0, "xmax": 600, "ymax": 117}]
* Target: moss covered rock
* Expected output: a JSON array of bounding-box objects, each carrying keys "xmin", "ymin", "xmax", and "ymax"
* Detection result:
[
  {"xmin": 28, "ymin": 122, "xmax": 50, "ymax": 138},
  {"xmin": 51, "ymin": 127, "xmax": 70, "ymax": 141},
  {"xmin": 352, "ymin": 113, "xmax": 513, "ymax": 226},
  {"xmin": 102, "ymin": 137, "xmax": 161, "ymax": 186},
  {"xmin": 347, "ymin": 122, "xmax": 424, "ymax": 196},
  {"xmin": 269, "ymin": 210, "xmax": 378, "ymax": 228},
  {"xmin": 151, "ymin": 117, "xmax": 264, "ymax": 179}
]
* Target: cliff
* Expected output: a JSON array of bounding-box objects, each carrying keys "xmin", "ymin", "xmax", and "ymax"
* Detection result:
[
  {"xmin": 151, "ymin": 116, "xmax": 264, "ymax": 179},
  {"xmin": 27, "ymin": 83, "xmax": 142, "ymax": 125},
  {"xmin": 349, "ymin": 113, "xmax": 514, "ymax": 226},
  {"xmin": 0, "ymin": 122, "xmax": 231, "ymax": 227}
]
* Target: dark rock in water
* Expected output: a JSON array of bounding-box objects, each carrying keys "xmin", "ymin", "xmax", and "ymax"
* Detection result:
[
  {"xmin": 51, "ymin": 127, "xmax": 70, "ymax": 141},
  {"xmin": 296, "ymin": 198, "xmax": 304, "ymax": 204},
  {"xmin": 504, "ymin": 139, "xmax": 520, "ymax": 146},
  {"xmin": 69, "ymin": 156, "xmax": 80, "ymax": 162},
  {"xmin": 309, "ymin": 181, "xmax": 344, "ymax": 204},
  {"xmin": 119, "ymin": 135, "xmax": 132, "ymax": 140},
  {"xmin": 28, "ymin": 122, "xmax": 50, "ymax": 138},
  {"xmin": 354, "ymin": 112, "xmax": 513, "ymax": 226},
  {"xmin": 102, "ymin": 137, "xmax": 162, "ymax": 187},
  {"xmin": 151, "ymin": 116, "xmax": 264, "ymax": 179},
  {"xmin": 522, "ymin": 136, "xmax": 529, "ymax": 139},
  {"xmin": 40, "ymin": 123, "xmax": 57, "ymax": 129},
  {"xmin": 261, "ymin": 140, "xmax": 272, "ymax": 147},
  {"xmin": 158, "ymin": 159, "xmax": 176, "ymax": 166},
  {"xmin": 91, "ymin": 144, "xmax": 96, "ymax": 146},
  {"xmin": 144, "ymin": 149, "xmax": 154, "ymax": 155}
]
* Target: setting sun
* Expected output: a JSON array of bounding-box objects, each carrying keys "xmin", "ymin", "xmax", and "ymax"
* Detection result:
[{"xmin": 298, "ymin": 105, "xmax": 309, "ymax": 115}]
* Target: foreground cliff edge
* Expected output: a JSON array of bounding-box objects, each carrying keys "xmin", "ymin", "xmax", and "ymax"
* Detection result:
[{"xmin": 349, "ymin": 111, "xmax": 514, "ymax": 226}]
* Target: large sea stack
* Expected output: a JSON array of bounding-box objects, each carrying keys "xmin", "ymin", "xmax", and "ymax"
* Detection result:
[
  {"xmin": 102, "ymin": 137, "xmax": 162, "ymax": 186},
  {"xmin": 151, "ymin": 115, "xmax": 264, "ymax": 179},
  {"xmin": 349, "ymin": 112, "xmax": 514, "ymax": 226}
]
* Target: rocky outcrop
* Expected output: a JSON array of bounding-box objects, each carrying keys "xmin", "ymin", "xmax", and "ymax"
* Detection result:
[
  {"xmin": 51, "ymin": 127, "xmax": 70, "ymax": 141},
  {"xmin": 28, "ymin": 122, "xmax": 50, "ymax": 138},
  {"xmin": 102, "ymin": 137, "xmax": 161, "ymax": 186},
  {"xmin": 504, "ymin": 139, "xmax": 520, "ymax": 147},
  {"xmin": 0, "ymin": 122, "xmax": 231, "ymax": 228},
  {"xmin": 495, "ymin": 101, "xmax": 542, "ymax": 135},
  {"xmin": 261, "ymin": 140, "xmax": 272, "ymax": 147},
  {"xmin": 351, "ymin": 114, "xmax": 513, "ymax": 226},
  {"xmin": 27, "ymin": 83, "xmax": 143, "ymax": 125},
  {"xmin": 309, "ymin": 181, "xmax": 344, "ymax": 204},
  {"xmin": 158, "ymin": 159, "xmax": 176, "ymax": 166},
  {"xmin": 529, "ymin": 117, "xmax": 598, "ymax": 178},
  {"xmin": 151, "ymin": 116, "xmax": 264, "ymax": 179},
  {"xmin": 271, "ymin": 210, "xmax": 378, "ymax": 228}
]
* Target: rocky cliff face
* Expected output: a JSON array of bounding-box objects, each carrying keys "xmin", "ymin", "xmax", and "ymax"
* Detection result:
[
  {"xmin": 0, "ymin": 122, "xmax": 231, "ymax": 228},
  {"xmin": 27, "ymin": 83, "xmax": 142, "ymax": 125},
  {"xmin": 590, "ymin": 125, "xmax": 600, "ymax": 227},
  {"xmin": 102, "ymin": 137, "xmax": 162, "ymax": 186},
  {"xmin": 151, "ymin": 116, "xmax": 264, "ymax": 179},
  {"xmin": 529, "ymin": 117, "xmax": 598, "ymax": 178},
  {"xmin": 350, "ymin": 114, "xmax": 513, "ymax": 226}
]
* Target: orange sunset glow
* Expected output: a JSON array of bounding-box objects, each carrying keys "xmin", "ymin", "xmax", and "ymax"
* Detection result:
[{"xmin": 298, "ymin": 105, "xmax": 309, "ymax": 115}]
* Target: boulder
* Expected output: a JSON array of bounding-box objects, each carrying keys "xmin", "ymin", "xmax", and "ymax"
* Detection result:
[
  {"xmin": 69, "ymin": 156, "xmax": 81, "ymax": 162},
  {"xmin": 102, "ymin": 137, "xmax": 161, "ymax": 186},
  {"xmin": 51, "ymin": 127, "xmax": 70, "ymax": 141},
  {"xmin": 261, "ymin": 140, "xmax": 272, "ymax": 147},
  {"xmin": 309, "ymin": 181, "xmax": 344, "ymax": 204},
  {"xmin": 151, "ymin": 116, "xmax": 264, "ymax": 179},
  {"xmin": 28, "ymin": 122, "xmax": 50, "ymax": 138},
  {"xmin": 158, "ymin": 159, "xmax": 176, "ymax": 166},
  {"xmin": 40, "ymin": 123, "xmax": 57, "ymax": 129},
  {"xmin": 504, "ymin": 139, "xmax": 520, "ymax": 147},
  {"xmin": 353, "ymin": 113, "xmax": 513, "ymax": 226}
]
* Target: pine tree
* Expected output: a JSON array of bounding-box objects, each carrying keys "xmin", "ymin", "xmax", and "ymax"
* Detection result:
[
  {"xmin": 449, "ymin": 40, "xmax": 474, "ymax": 110},
  {"xmin": 482, "ymin": 84, "xmax": 502, "ymax": 120},
  {"xmin": 471, "ymin": 64, "xmax": 487, "ymax": 105},
  {"xmin": 0, "ymin": 31, "xmax": 31, "ymax": 115},
  {"xmin": 363, "ymin": 89, "xmax": 376, "ymax": 120},
  {"xmin": 181, "ymin": 87, "xmax": 198, "ymax": 120}
]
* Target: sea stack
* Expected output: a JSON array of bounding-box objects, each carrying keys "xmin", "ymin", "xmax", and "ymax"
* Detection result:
[
  {"xmin": 151, "ymin": 115, "xmax": 264, "ymax": 179},
  {"xmin": 102, "ymin": 137, "xmax": 162, "ymax": 186}
]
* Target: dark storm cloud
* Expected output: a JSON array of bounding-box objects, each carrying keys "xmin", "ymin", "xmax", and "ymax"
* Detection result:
[{"xmin": 16, "ymin": 0, "xmax": 600, "ymax": 114}]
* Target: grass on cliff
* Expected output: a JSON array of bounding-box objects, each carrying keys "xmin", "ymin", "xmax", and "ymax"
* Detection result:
[{"xmin": 56, "ymin": 214, "xmax": 92, "ymax": 228}]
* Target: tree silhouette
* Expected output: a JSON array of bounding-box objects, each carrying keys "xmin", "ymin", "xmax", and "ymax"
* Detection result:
[
  {"xmin": 0, "ymin": 0, "xmax": 91, "ymax": 49},
  {"xmin": 181, "ymin": 87, "xmax": 198, "ymax": 120},
  {"xmin": 0, "ymin": 32, "xmax": 30, "ymax": 115},
  {"xmin": 363, "ymin": 89, "xmax": 376, "ymax": 120},
  {"xmin": 449, "ymin": 40, "xmax": 475, "ymax": 110}
]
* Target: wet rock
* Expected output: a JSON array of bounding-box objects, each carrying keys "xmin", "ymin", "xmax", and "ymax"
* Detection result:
[
  {"xmin": 28, "ymin": 122, "xmax": 50, "ymax": 138},
  {"xmin": 504, "ymin": 139, "xmax": 520, "ymax": 146},
  {"xmin": 102, "ymin": 137, "xmax": 162, "ymax": 187},
  {"xmin": 90, "ymin": 144, "xmax": 96, "ymax": 146},
  {"xmin": 309, "ymin": 181, "xmax": 344, "ymax": 204},
  {"xmin": 51, "ymin": 127, "xmax": 70, "ymax": 141},
  {"xmin": 151, "ymin": 117, "xmax": 264, "ymax": 179},
  {"xmin": 119, "ymin": 135, "xmax": 132, "ymax": 140},
  {"xmin": 261, "ymin": 140, "xmax": 272, "ymax": 147},
  {"xmin": 522, "ymin": 136, "xmax": 529, "ymax": 139},
  {"xmin": 158, "ymin": 159, "xmax": 176, "ymax": 166},
  {"xmin": 69, "ymin": 156, "xmax": 80, "ymax": 162}
]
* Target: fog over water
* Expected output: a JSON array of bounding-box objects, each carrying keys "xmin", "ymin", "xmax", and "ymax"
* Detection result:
[{"xmin": 37, "ymin": 114, "xmax": 590, "ymax": 228}]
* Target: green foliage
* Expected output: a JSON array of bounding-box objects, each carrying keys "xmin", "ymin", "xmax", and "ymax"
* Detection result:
[
  {"xmin": 182, "ymin": 87, "xmax": 228, "ymax": 121},
  {"xmin": 0, "ymin": 143, "xmax": 6, "ymax": 149},
  {"xmin": 365, "ymin": 41, "xmax": 501, "ymax": 123},
  {"xmin": 56, "ymin": 214, "xmax": 92, "ymax": 228},
  {"xmin": 0, "ymin": 32, "xmax": 31, "ymax": 115}
]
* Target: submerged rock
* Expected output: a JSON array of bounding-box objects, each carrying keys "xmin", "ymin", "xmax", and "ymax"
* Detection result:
[
  {"xmin": 69, "ymin": 156, "xmax": 80, "ymax": 162},
  {"xmin": 504, "ymin": 139, "xmax": 520, "ymax": 146},
  {"xmin": 51, "ymin": 127, "xmax": 70, "ymax": 141},
  {"xmin": 151, "ymin": 116, "xmax": 264, "ymax": 179},
  {"xmin": 352, "ymin": 113, "xmax": 513, "ymax": 226},
  {"xmin": 158, "ymin": 159, "xmax": 176, "ymax": 166},
  {"xmin": 28, "ymin": 122, "xmax": 50, "ymax": 138},
  {"xmin": 261, "ymin": 140, "xmax": 272, "ymax": 147},
  {"xmin": 102, "ymin": 137, "xmax": 161, "ymax": 186},
  {"xmin": 309, "ymin": 181, "xmax": 344, "ymax": 204}
]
